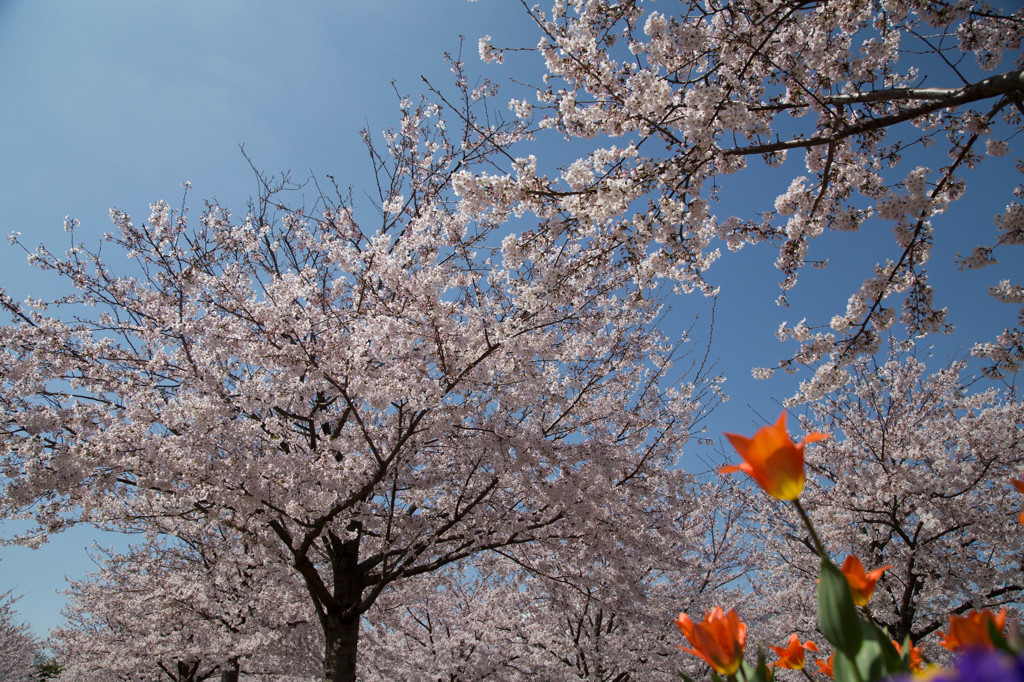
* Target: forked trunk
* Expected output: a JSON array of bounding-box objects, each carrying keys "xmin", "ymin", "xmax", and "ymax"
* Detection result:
[{"xmin": 283, "ymin": 523, "xmax": 366, "ymax": 682}]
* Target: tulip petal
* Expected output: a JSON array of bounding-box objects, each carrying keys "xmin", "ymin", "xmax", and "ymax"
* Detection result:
[
  {"xmin": 674, "ymin": 607, "xmax": 746, "ymax": 676},
  {"xmin": 720, "ymin": 412, "xmax": 827, "ymax": 501}
]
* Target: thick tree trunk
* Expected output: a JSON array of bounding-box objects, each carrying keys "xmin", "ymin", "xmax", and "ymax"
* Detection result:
[
  {"xmin": 279, "ymin": 522, "xmax": 366, "ymax": 682},
  {"xmin": 219, "ymin": 657, "xmax": 240, "ymax": 682},
  {"xmin": 322, "ymin": 615, "xmax": 360, "ymax": 682}
]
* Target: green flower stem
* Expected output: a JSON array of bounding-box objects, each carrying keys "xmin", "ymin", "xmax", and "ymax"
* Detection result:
[{"xmin": 792, "ymin": 497, "xmax": 827, "ymax": 560}]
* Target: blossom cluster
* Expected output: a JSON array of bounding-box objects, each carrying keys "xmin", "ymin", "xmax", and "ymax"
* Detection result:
[{"xmin": 462, "ymin": 0, "xmax": 1024, "ymax": 390}]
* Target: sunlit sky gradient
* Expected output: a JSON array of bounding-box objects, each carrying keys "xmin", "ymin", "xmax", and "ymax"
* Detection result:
[{"xmin": 1, "ymin": 0, "xmax": 1018, "ymax": 638}]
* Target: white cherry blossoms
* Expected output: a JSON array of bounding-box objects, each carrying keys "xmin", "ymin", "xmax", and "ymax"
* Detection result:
[{"xmin": 465, "ymin": 0, "xmax": 1024, "ymax": 390}]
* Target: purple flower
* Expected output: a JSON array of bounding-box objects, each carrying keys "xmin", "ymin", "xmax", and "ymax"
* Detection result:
[
  {"xmin": 955, "ymin": 649, "xmax": 1024, "ymax": 682},
  {"xmin": 887, "ymin": 649, "xmax": 1024, "ymax": 682}
]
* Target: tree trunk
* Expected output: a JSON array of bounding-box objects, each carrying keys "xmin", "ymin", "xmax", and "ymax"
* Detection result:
[
  {"xmin": 322, "ymin": 615, "xmax": 360, "ymax": 682},
  {"xmin": 172, "ymin": 659, "xmax": 200, "ymax": 682},
  {"xmin": 282, "ymin": 524, "xmax": 366, "ymax": 682},
  {"xmin": 219, "ymin": 657, "xmax": 240, "ymax": 682}
]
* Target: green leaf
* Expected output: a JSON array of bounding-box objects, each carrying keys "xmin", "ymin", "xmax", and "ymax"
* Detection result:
[
  {"xmin": 985, "ymin": 616, "xmax": 1013, "ymax": 654},
  {"xmin": 818, "ymin": 558, "xmax": 864, "ymax": 657},
  {"xmin": 851, "ymin": 620, "xmax": 904, "ymax": 680},
  {"xmin": 753, "ymin": 645, "xmax": 774, "ymax": 682},
  {"xmin": 832, "ymin": 651, "xmax": 861, "ymax": 682},
  {"xmin": 738, "ymin": 645, "xmax": 774, "ymax": 682},
  {"xmin": 898, "ymin": 635, "xmax": 913, "ymax": 669},
  {"xmin": 676, "ymin": 671, "xmax": 697, "ymax": 682}
]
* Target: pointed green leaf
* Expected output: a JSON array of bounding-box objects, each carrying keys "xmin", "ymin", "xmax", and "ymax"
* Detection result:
[
  {"xmin": 754, "ymin": 645, "xmax": 773, "ymax": 682},
  {"xmin": 850, "ymin": 620, "xmax": 904, "ymax": 680},
  {"xmin": 985, "ymin": 617, "xmax": 1013, "ymax": 654},
  {"xmin": 873, "ymin": 627, "xmax": 903, "ymax": 672},
  {"xmin": 818, "ymin": 558, "xmax": 864, "ymax": 657},
  {"xmin": 831, "ymin": 650, "xmax": 861, "ymax": 682},
  {"xmin": 739, "ymin": 645, "xmax": 773, "ymax": 682},
  {"xmin": 898, "ymin": 635, "xmax": 913, "ymax": 670}
]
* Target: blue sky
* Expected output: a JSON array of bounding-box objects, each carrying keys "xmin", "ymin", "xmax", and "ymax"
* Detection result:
[{"xmin": 1, "ymin": 0, "xmax": 1019, "ymax": 638}]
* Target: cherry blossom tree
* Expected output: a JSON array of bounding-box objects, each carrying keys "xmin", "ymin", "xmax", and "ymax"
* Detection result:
[
  {"xmin": 361, "ymin": 470, "xmax": 751, "ymax": 681},
  {"xmin": 0, "ymin": 589, "xmax": 39, "ymax": 682},
  {"xmin": 361, "ymin": 558, "xmax": 716, "ymax": 682},
  {"xmin": 494, "ymin": 471, "xmax": 751, "ymax": 682},
  {"xmin": 0, "ymin": 81, "xmax": 718, "ymax": 680},
  {"xmin": 462, "ymin": 0, "xmax": 1024, "ymax": 398},
  {"xmin": 50, "ymin": 529, "xmax": 319, "ymax": 682},
  {"xmin": 742, "ymin": 350, "xmax": 1023, "ymax": 666},
  {"xmin": 360, "ymin": 569, "xmax": 537, "ymax": 680}
]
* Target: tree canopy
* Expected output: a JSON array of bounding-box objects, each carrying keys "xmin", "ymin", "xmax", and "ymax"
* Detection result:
[
  {"xmin": 463, "ymin": 0, "xmax": 1024, "ymax": 398},
  {"xmin": 2, "ymin": 1, "xmax": 1022, "ymax": 680}
]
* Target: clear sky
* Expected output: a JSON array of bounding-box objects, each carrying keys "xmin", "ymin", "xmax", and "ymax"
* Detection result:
[{"xmin": 0, "ymin": 0, "xmax": 1019, "ymax": 639}]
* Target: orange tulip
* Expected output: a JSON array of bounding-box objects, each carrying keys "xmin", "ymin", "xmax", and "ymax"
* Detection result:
[
  {"xmin": 769, "ymin": 633, "xmax": 818, "ymax": 670},
  {"xmin": 815, "ymin": 653, "xmax": 835, "ymax": 678},
  {"xmin": 721, "ymin": 412, "xmax": 828, "ymax": 500},
  {"xmin": 675, "ymin": 606, "xmax": 747, "ymax": 676},
  {"xmin": 890, "ymin": 639, "xmax": 924, "ymax": 672},
  {"xmin": 840, "ymin": 555, "xmax": 893, "ymax": 607},
  {"xmin": 939, "ymin": 608, "xmax": 1008, "ymax": 652}
]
